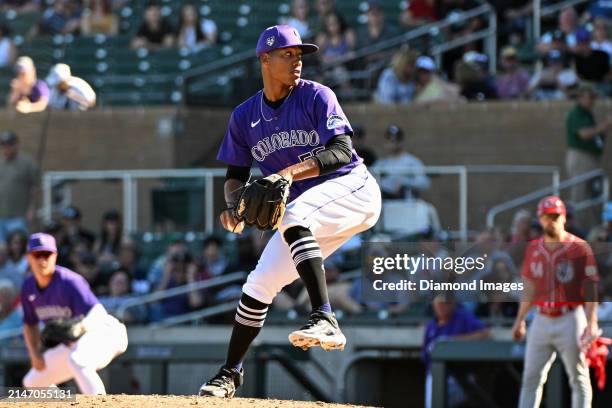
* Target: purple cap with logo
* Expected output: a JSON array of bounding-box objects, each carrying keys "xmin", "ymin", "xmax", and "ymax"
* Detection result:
[
  {"xmin": 255, "ymin": 25, "xmax": 318, "ymax": 57},
  {"xmin": 27, "ymin": 233, "xmax": 57, "ymax": 253}
]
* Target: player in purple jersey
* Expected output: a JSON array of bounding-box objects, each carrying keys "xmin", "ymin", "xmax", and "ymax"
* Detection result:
[
  {"xmin": 21, "ymin": 233, "xmax": 128, "ymax": 394},
  {"xmin": 199, "ymin": 25, "xmax": 381, "ymax": 398}
]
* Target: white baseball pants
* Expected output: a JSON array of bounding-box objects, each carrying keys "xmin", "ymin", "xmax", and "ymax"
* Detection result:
[{"xmin": 243, "ymin": 164, "xmax": 382, "ymax": 304}]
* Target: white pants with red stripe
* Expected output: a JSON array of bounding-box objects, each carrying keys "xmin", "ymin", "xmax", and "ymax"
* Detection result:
[{"xmin": 243, "ymin": 164, "xmax": 381, "ymax": 304}]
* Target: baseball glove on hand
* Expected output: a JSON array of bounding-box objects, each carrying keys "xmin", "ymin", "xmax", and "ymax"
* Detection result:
[
  {"xmin": 233, "ymin": 174, "xmax": 291, "ymax": 230},
  {"xmin": 41, "ymin": 318, "xmax": 86, "ymax": 348}
]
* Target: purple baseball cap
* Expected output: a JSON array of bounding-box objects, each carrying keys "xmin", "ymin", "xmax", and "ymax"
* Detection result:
[
  {"xmin": 27, "ymin": 233, "xmax": 57, "ymax": 253},
  {"xmin": 255, "ymin": 25, "xmax": 318, "ymax": 57}
]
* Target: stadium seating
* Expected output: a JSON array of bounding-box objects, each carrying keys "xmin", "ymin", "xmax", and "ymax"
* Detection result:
[{"xmin": 0, "ymin": 0, "xmax": 417, "ymax": 105}]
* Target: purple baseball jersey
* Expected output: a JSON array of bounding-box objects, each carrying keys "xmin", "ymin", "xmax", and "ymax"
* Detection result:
[
  {"xmin": 217, "ymin": 79, "xmax": 362, "ymax": 202},
  {"xmin": 21, "ymin": 266, "xmax": 99, "ymax": 325},
  {"xmin": 21, "ymin": 79, "xmax": 50, "ymax": 103}
]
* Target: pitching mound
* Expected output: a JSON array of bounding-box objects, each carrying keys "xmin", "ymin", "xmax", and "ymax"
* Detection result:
[{"xmin": 8, "ymin": 394, "xmax": 375, "ymax": 407}]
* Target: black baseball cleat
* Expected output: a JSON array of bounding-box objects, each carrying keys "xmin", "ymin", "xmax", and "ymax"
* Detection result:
[
  {"xmin": 198, "ymin": 366, "xmax": 244, "ymax": 398},
  {"xmin": 288, "ymin": 310, "xmax": 346, "ymax": 351}
]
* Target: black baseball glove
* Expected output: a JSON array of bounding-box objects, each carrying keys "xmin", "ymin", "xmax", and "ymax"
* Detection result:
[
  {"xmin": 41, "ymin": 318, "xmax": 86, "ymax": 348},
  {"xmin": 233, "ymin": 174, "xmax": 291, "ymax": 230}
]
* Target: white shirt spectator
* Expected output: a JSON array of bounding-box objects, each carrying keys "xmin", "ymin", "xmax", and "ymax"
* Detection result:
[
  {"xmin": 374, "ymin": 67, "xmax": 415, "ymax": 104},
  {"xmin": 46, "ymin": 64, "xmax": 96, "ymax": 111},
  {"xmin": 374, "ymin": 152, "xmax": 431, "ymax": 196}
]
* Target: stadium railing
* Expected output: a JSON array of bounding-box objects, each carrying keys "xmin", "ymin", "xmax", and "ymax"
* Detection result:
[
  {"xmin": 115, "ymin": 271, "xmax": 247, "ymax": 326},
  {"xmin": 41, "ymin": 165, "xmax": 560, "ymax": 241},
  {"xmin": 486, "ymin": 168, "xmax": 609, "ymax": 228},
  {"xmin": 180, "ymin": 3, "xmax": 498, "ymax": 105}
]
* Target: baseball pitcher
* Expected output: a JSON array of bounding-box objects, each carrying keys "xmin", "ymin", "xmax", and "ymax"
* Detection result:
[{"xmin": 198, "ymin": 24, "xmax": 382, "ymax": 398}]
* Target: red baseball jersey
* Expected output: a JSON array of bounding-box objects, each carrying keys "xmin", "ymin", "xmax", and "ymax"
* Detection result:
[{"xmin": 521, "ymin": 233, "xmax": 599, "ymax": 308}]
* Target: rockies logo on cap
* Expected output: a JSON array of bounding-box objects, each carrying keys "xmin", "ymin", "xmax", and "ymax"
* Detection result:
[{"xmin": 266, "ymin": 36, "xmax": 275, "ymax": 46}]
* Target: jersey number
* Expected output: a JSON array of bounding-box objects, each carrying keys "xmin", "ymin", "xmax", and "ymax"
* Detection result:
[{"xmin": 299, "ymin": 147, "xmax": 325, "ymax": 162}]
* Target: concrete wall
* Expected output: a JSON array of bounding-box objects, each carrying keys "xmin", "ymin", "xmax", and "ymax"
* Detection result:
[{"xmin": 4, "ymin": 100, "xmax": 611, "ymax": 232}]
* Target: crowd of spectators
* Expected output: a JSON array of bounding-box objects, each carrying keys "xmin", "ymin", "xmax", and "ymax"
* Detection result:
[
  {"xmin": 373, "ymin": 2, "xmax": 612, "ymax": 105},
  {"xmin": 3, "ymin": 1, "xmax": 612, "ymax": 104}
]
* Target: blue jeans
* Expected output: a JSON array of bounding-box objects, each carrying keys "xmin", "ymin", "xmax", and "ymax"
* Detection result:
[{"xmin": 0, "ymin": 217, "xmax": 28, "ymax": 243}]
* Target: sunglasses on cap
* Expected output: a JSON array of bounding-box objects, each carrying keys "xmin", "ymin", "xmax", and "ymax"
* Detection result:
[{"xmin": 31, "ymin": 251, "xmax": 54, "ymax": 259}]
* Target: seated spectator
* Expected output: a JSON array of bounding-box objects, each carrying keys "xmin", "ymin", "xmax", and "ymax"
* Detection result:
[
  {"xmin": 400, "ymin": 0, "xmax": 437, "ymax": 28},
  {"xmin": 506, "ymin": 209, "xmax": 533, "ymax": 265},
  {"xmin": 198, "ymin": 236, "xmax": 228, "ymax": 278},
  {"xmin": 591, "ymin": 19, "xmax": 612, "ymax": 61},
  {"xmin": 537, "ymin": 7, "xmax": 578, "ymax": 55},
  {"xmin": 73, "ymin": 249, "xmax": 108, "ymax": 295},
  {"xmin": 313, "ymin": 0, "xmax": 337, "ymax": 33},
  {"xmin": 94, "ymin": 209, "xmax": 122, "ymax": 264},
  {"xmin": 57, "ymin": 206, "xmax": 96, "ymax": 259},
  {"xmin": 177, "ymin": 4, "xmax": 216, "ymax": 53},
  {"xmin": 154, "ymin": 249, "xmax": 204, "ymax": 319},
  {"xmin": 315, "ymin": 10, "xmax": 355, "ymax": 65},
  {"xmin": 496, "ymin": 46, "xmax": 530, "ymax": 100},
  {"xmin": 356, "ymin": 1, "xmax": 398, "ymax": 62},
  {"xmin": 131, "ymin": 2, "xmax": 175, "ymax": 50},
  {"xmin": 571, "ymin": 28, "xmax": 610, "ymax": 83},
  {"xmin": 0, "ymin": 230, "xmax": 29, "ymax": 291},
  {"xmin": 374, "ymin": 47, "xmax": 418, "ymax": 104},
  {"xmin": 46, "ymin": 63, "xmax": 96, "ymax": 111},
  {"xmin": 281, "ymin": 0, "xmax": 312, "ymax": 40},
  {"xmin": 99, "ymin": 268, "xmax": 146, "ymax": 324},
  {"xmin": 351, "ymin": 124, "xmax": 377, "ymax": 167},
  {"xmin": 0, "ymin": 24, "xmax": 16, "ymax": 68},
  {"xmin": 315, "ymin": 11, "xmax": 355, "ymax": 90},
  {"xmin": 413, "ymin": 56, "xmax": 461, "ymax": 104},
  {"xmin": 373, "ymin": 125, "xmax": 430, "ymax": 199},
  {"xmin": 422, "ymin": 294, "xmax": 490, "ymax": 408},
  {"xmin": 80, "ymin": 0, "xmax": 118, "ymax": 36},
  {"xmin": 38, "ymin": 0, "xmax": 81, "ymax": 36},
  {"xmin": 147, "ymin": 233, "xmax": 187, "ymax": 287},
  {"xmin": 117, "ymin": 240, "xmax": 148, "ymax": 292},
  {"xmin": 8, "ymin": 56, "xmax": 49, "ymax": 114},
  {"xmin": 507, "ymin": 209, "xmax": 532, "ymax": 243},
  {"xmin": 528, "ymin": 50, "xmax": 577, "ymax": 100},
  {"xmin": 454, "ymin": 51, "xmax": 497, "ymax": 101}
]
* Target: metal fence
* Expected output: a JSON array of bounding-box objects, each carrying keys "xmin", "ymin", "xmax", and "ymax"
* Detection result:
[{"xmin": 42, "ymin": 165, "xmax": 561, "ymax": 242}]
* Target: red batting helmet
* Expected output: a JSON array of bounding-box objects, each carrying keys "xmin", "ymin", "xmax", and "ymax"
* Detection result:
[{"xmin": 537, "ymin": 196, "xmax": 566, "ymax": 216}]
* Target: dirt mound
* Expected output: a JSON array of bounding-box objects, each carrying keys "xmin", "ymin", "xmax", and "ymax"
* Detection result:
[{"xmin": 7, "ymin": 394, "xmax": 375, "ymax": 407}]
